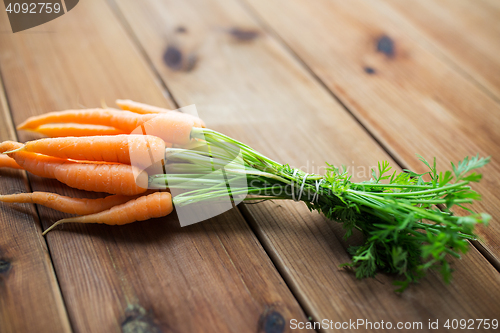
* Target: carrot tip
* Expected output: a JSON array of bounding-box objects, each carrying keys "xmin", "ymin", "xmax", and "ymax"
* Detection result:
[
  {"xmin": 3, "ymin": 147, "xmax": 24, "ymax": 154},
  {"xmin": 43, "ymin": 215, "xmax": 90, "ymax": 235},
  {"xmin": 42, "ymin": 220, "xmax": 66, "ymax": 235}
]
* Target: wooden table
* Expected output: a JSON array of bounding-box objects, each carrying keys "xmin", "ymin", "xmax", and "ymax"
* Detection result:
[{"xmin": 1, "ymin": 0, "xmax": 499, "ymax": 332}]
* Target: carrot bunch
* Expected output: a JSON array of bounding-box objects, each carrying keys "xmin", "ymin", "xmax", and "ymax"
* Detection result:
[
  {"xmin": 1, "ymin": 100, "xmax": 491, "ymax": 291},
  {"xmin": 0, "ymin": 100, "xmax": 205, "ymax": 234}
]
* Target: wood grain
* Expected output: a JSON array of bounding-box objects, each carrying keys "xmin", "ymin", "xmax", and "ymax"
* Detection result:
[
  {"xmin": 244, "ymin": 0, "xmax": 500, "ymax": 266},
  {"xmin": 110, "ymin": 0, "xmax": 500, "ymax": 329},
  {"xmin": 382, "ymin": 0, "xmax": 500, "ymax": 101},
  {"xmin": 0, "ymin": 1, "xmax": 310, "ymax": 332},
  {"xmin": 0, "ymin": 76, "xmax": 71, "ymax": 332}
]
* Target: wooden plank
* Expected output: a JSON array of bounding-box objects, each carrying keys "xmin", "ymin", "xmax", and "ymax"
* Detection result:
[
  {"xmin": 0, "ymin": 76, "xmax": 71, "ymax": 332},
  {"xmin": 109, "ymin": 0, "xmax": 500, "ymax": 328},
  {"xmin": 0, "ymin": 1, "xmax": 310, "ymax": 332},
  {"xmin": 382, "ymin": 0, "xmax": 500, "ymax": 101},
  {"xmin": 243, "ymin": 0, "xmax": 500, "ymax": 266}
]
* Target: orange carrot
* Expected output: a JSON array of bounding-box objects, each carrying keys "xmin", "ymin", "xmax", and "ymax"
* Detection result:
[
  {"xmin": 59, "ymin": 163, "xmax": 148, "ymax": 195},
  {"xmin": 18, "ymin": 109, "xmax": 204, "ymax": 144},
  {"xmin": 0, "ymin": 141, "xmax": 22, "ymax": 153},
  {"xmin": 19, "ymin": 135, "xmax": 166, "ymax": 167},
  {"xmin": 0, "ymin": 155, "xmax": 22, "ymax": 169},
  {"xmin": 2, "ymin": 143, "xmax": 148, "ymax": 195},
  {"xmin": 116, "ymin": 99, "xmax": 171, "ymax": 114},
  {"xmin": 33, "ymin": 124, "xmax": 127, "ymax": 137},
  {"xmin": 17, "ymin": 109, "xmax": 138, "ymax": 130},
  {"xmin": 42, "ymin": 191, "xmax": 173, "ymax": 234},
  {"xmin": 52, "ymin": 163, "xmax": 147, "ymax": 195},
  {"xmin": 13, "ymin": 152, "xmax": 73, "ymax": 179},
  {"xmin": 0, "ymin": 192, "xmax": 142, "ymax": 215}
]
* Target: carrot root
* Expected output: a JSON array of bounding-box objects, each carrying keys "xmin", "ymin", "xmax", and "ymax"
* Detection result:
[
  {"xmin": 52, "ymin": 163, "xmax": 149, "ymax": 195},
  {"xmin": 0, "ymin": 192, "xmax": 143, "ymax": 215},
  {"xmin": 43, "ymin": 191, "xmax": 173, "ymax": 235},
  {"xmin": 19, "ymin": 135, "xmax": 166, "ymax": 167},
  {"xmin": 5, "ymin": 151, "xmax": 148, "ymax": 195},
  {"xmin": 17, "ymin": 108, "xmax": 205, "ymax": 137},
  {"xmin": 33, "ymin": 123, "xmax": 127, "ymax": 137},
  {"xmin": 3, "ymin": 139, "xmax": 149, "ymax": 195},
  {"xmin": 17, "ymin": 109, "xmax": 117, "ymax": 130}
]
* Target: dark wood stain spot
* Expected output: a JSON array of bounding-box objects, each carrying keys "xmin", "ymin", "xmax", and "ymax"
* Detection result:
[
  {"xmin": 376, "ymin": 35, "xmax": 395, "ymax": 58},
  {"xmin": 259, "ymin": 310, "xmax": 285, "ymax": 333},
  {"xmin": 163, "ymin": 46, "xmax": 183, "ymax": 71},
  {"xmin": 163, "ymin": 46, "xmax": 198, "ymax": 72},
  {"xmin": 364, "ymin": 66, "xmax": 376, "ymax": 74},
  {"xmin": 229, "ymin": 27, "xmax": 259, "ymax": 41},
  {"xmin": 0, "ymin": 259, "xmax": 11, "ymax": 274},
  {"xmin": 122, "ymin": 305, "xmax": 161, "ymax": 333},
  {"xmin": 175, "ymin": 26, "xmax": 187, "ymax": 33}
]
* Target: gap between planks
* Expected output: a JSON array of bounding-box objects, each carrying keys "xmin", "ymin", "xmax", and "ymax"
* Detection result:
[{"xmin": 105, "ymin": 0, "xmax": 181, "ymax": 110}]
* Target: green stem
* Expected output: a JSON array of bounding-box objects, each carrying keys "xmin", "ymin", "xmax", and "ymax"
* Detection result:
[
  {"xmin": 352, "ymin": 183, "xmax": 435, "ymax": 189},
  {"xmin": 358, "ymin": 182, "xmax": 468, "ymax": 197}
]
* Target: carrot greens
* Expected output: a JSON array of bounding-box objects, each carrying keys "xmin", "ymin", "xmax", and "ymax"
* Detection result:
[{"xmin": 158, "ymin": 128, "xmax": 490, "ymax": 291}]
